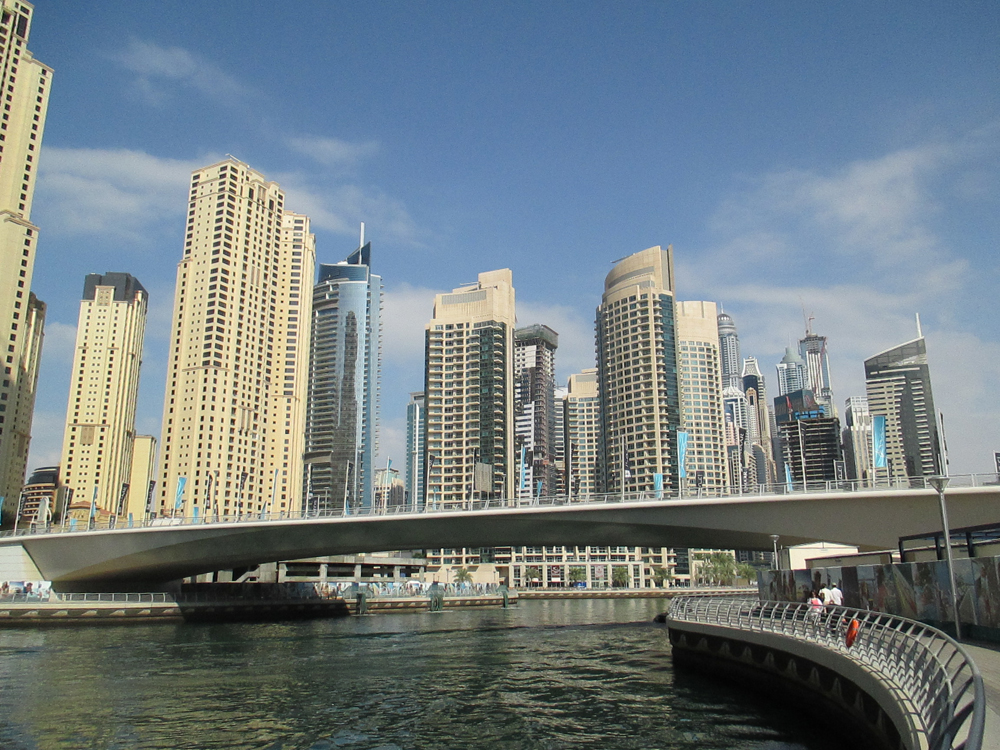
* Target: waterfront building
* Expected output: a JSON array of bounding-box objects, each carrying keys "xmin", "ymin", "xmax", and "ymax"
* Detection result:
[
  {"xmin": 676, "ymin": 301, "xmax": 728, "ymax": 494},
  {"xmin": 405, "ymin": 392, "xmax": 425, "ymax": 511},
  {"xmin": 59, "ymin": 273, "xmax": 148, "ymax": 518},
  {"xmin": 722, "ymin": 385, "xmax": 750, "ymax": 489},
  {"xmin": 15, "ymin": 464, "xmax": 64, "ymax": 527},
  {"xmin": 373, "ymin": 466, "xmax": 405, "ymax": 511},
  {"xmin": 775, "ymin": 346, "xmax": 808, "ymax": 397},
  {"xmin": 422, "ymin": 269, "xmax": 516, "ymax": 509},
  {"xmin": 864, "ymin": 333, "xmax": 941, "ymax": 480},
  {"xmin": 513, "ymin": 324, "xmax": 559, "ymax": 499},
  {"xmin": 799, "ymin": 326, "xmax": 834, "ymax": 414},
  {"xmin": 742, "ymin": 357, "xmax": 776, "ymax": 486},
  {"xmin": 552, "ymin": 385, "xmax": 567, "ymax": 495},
  {"xmin": 304, "ymin": 233, "xmax": 381, "ymax": 514},
  {"xmin": 563, "ymin": 369, "xmax": 600, "ymax": 497},
  {"xmin": 0, "ymin": 1, "xmax": 51, "ymax": 517},
  {"xmin": 773, "ymin": 389, "xmax": 843, "ymax": 484},
  {"xmin": 717, "ymin": 310, "xmax": 743, "ymax": 391},
  {"xmin": 157, "ymin": 159, "xmax": 314, "ymax": 518},
  {"xmin": 842, "ymin": 396, "xmax": 873, "ymax": 482},
  {"xmin": 596, "ymin": 246, "xmax": 681, "ymax": 494},
  {"xmin": 126, "ymin": 434, "xmax": 156, "ymax": 520}
]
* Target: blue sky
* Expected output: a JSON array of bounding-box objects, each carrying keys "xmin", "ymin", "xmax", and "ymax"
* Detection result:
[{"xmin": 23, "ymin": 1, "xmax": 1000, "ymax": 475}]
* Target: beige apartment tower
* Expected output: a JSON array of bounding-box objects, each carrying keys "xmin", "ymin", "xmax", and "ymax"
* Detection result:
[
  {"xmin": 60, "ymin": 274, "xmax": 148, "ymax": 517},
  {"xmin": 157, "ymin": 159, "xmax": 314, "ymax": 518},
  {"xmin": 423, "ymin": 269, "xmax": 516, "ymax": 510},
  {"xmin": 596, "ymin": 246, "xmax": 681, "ymax": 493},
  {"xmin": 0, "ymin": 1, "xmax": 51, "ymax": 514},
  {"xmin": 676, "ymin": 301, "xmax": 729, "ymax": 493},
  {"xmin": 126, "ymin": 434, "xmax": 156, "ymax": 519}
]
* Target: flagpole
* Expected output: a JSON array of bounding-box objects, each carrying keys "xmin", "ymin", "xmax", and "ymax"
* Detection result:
[{"xmin": 621, "ymin": 434, "xmax": 626, "ymax": 502}]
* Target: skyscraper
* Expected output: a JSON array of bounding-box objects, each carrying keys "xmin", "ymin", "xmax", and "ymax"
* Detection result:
[
  {"xmin": 842, "ymin": 396, "xmax": 872, "ymax": 482},
  {"xmin": 717, "ymin": 311, "xmax": 743, "ymax": 392},
  {"xmin": 865, "ymin": 334, "xmax": 941, "ymax": 480},
  {"xmin": 60, "ymin": 273, "xmax": 148, "ymax": 517},
  {"xmin": 0, "ymin": 1, "xmax": 51, "ymax": 515},
  {"xmin": 773, "ymin": 389, "xmax": 842, "ymax": 484},
  {"xmin": 405, "ymin": 391, "xmax": 425, "ymax": 511},
  {"xmin": 158, "ymin": 159, "xmax": 314, "ymax": 518},
  {"xmin": 304, "ymin": 235, "xmax": 381, "ymax": 514},
  {"xmin": 564, "ymin": 369, "xmax": 600, "ymax": 497},
  {"xmin": 513, "ymin": 324, "xmax": 558, "ymax": 499},
  {"xmin": 799, "ymin": 327, "xmax": 834, "ymax": 412},
  {"xmin": 676, "ymin": 301, "xmax": 728, "ymax": 493},
  {"xmin": 776, "ymin": 346, "xmax": 808, "ymax": 396},
  {"xmin": 423, "ymin": 269, "xmax": 515, "ymax": 509},
  {"xmin": 596, "ymin": 246, "xmax": 681, "ymax": 493},
  {"xmin": 742, "ymin": 356, "xmax": 777, "ymax": 486}
]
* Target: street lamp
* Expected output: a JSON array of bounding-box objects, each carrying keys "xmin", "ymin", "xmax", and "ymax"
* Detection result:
[
  {"xmin": 930, "ymin": 475, "xmax": 961, "ymax": 640},
  {"xmin": 770, "ymin": 534, "xmax": 780, "ymax": 570}
]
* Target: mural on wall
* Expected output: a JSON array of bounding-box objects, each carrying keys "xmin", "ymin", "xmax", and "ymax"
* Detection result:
[{"xmin": 758, "ymin": 556, "xmax": 1000, "ymax": 631}]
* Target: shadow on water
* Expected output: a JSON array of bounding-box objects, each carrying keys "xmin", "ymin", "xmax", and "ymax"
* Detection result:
[{"xmin": 0, "ymin": 598, "xmax": 843, "ymax": 749}]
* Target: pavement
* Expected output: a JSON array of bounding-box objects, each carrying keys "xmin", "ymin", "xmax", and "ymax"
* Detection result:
[{"xmin": 960, "ymin": 641, "xmax": 1000, "ymax": 750}]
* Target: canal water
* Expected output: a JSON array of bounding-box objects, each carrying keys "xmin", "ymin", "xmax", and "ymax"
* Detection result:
[{"xmin": 0, "ymin": 598, "xmax": 845, "ymax": 749}]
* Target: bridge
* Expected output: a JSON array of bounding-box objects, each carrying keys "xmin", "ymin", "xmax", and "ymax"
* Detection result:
[{"xmin": 1, "ymin": 474, "xmax": 998, "ymax": 590}]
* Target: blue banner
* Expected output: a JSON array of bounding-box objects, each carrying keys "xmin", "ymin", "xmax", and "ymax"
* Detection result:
[
  {"xmin": 174, "ymin": 477, "xmax": 187, "ymax": 510},
  {"xmin": 653, "ymin": 473, "xmax": 663, "ymax": 499},
  {"xmin": 872, "ymin": 415, "xmax": 887, "ymax": 469},
  {"xmin": 677, "ymin": 431, "xmax": 689, "ymax": 479},
  {"xmin": 785, "ymin": 462, "xmax": 794, "ymax": 491}
]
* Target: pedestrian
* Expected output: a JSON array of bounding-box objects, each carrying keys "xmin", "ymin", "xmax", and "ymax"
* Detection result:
[
  {"xmin": 807, "ymin": 590, "xmax": 823, "ymax": 633},
  {"xmin": 830, "ymin": 581, "xmax": 843, "ymax": 607},
  {"xmin": 819, "ymin": 581, "xmax": 833, "ymax": 607}
]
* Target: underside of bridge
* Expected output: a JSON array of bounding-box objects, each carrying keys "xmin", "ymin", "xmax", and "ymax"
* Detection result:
[{"xmin": 6, "ymin": 485, "xmax": 999, "ymax": 591}]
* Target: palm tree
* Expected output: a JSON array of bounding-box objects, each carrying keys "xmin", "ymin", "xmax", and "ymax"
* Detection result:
[
  {"xmin": 568, "ymin": 566, "xmax": 587, "ymax": 586},
  {"xmin": 453, "ymin": 567, "xmax": 473, "ymax": 585},
  {"xmin": 736, "ymin": 562, "xmax": 758, "ymax": 586},
  {"xmin": 525, "ymin": 566, "xmax": 542, "ymax": 587},
  {"xmin": 611, "ymin": 566, "xmax": 631, "ymax": 588},
  {"xmin": 651, "ymin": 565, "xmax": 673, "ymax": 588}
]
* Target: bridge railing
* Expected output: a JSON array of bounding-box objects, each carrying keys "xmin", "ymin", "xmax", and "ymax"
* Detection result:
[
  {"xmin": 665, "ymin": 595, "xmax": 985, "ymax": 750},
  {"xmin": 2, "ymin": 472, "xmax": 996, "ymax": 538}
]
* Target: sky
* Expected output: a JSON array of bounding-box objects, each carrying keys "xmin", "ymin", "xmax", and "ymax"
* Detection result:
[{"xmin": 21, "ymin": 1, "xmax": 1000, "ymax": 477}]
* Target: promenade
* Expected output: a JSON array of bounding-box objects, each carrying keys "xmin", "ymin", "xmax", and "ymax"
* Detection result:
[{"xmin": 963, "ymin": 642, "xmax": 1000, "ymax": 750}]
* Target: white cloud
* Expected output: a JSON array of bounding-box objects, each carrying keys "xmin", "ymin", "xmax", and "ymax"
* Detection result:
[
  {"xmin": 286, "ymin": 135, "xmax": 380, "ymax": 168},
  {"xmin": 40, "ymin": 321, "xmax": 78, "ymax": 366},
  {"xmin": 280, "ymin": 177, "xmax": 420, "ymax": 244},
  {"xmin": 36, "ymin": 147, "xmax": 207, "ymax": 240},
  {"xmin": 381, "ymin": 284, "xmax": 442, "ymax": 366},
  {"xmin": 115, "ymin": 39, "xmax": 250, "ymax": 106}
]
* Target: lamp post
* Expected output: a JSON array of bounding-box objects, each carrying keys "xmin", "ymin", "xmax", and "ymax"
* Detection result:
[
  {"xmin": 929, "ymin": 475, "xmax": 961, "ymax": 640},
  {"xmin": 770, "ymin": 534, "xmax": 780, "ymax": 570}
]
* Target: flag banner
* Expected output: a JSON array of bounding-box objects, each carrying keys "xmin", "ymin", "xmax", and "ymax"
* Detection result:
[
  {"xmin": 994, "ymin": 451, "xmax": 1000, "ymax": 475},
  {"xmin": 128, "ymin": 513, "xmax": 134, "ymax": 528},
  {"xmin": 622, "ymin": 435, "xmax": 632, "ymax": 480},
  {"xmin": 785, "ymin": 462, "xmax": 794, "ymax": 492},
  {"xmin": 117, "ymin": 483, "xmax": 130, "ymax": 517},
  {"xmin": 872, "ymin": 415, "xmax": 887, "ymax": 469},
  {"xmin": 536, "ymin": 480, "xmax": 543, "ymax": 498},
  {"xmin": 519, "ymin": 446, "xmax": 527, "ymax": 490},
  {"xmin": 0, "ymin": 497, "xmax": 5, "ymax": 516},
  {"xmin": 174, "ymin": 477, "xmax": 187, "ymax": 510},
  {"xmin": 145, "ymin": 480, "xmax": 156, "ymax": 515},
  {"xmin": 90, "ymin": 486, "xmax": 98, "ymax": 519},
  {"xmin": 677, "ymin": 431, "xmax": 689, "ymax": 479},
  {"xmin": 653, "ymin": 473, "xmax": 663, "ymax": 499},
  {"xmin": 193, "ymin": 506, "xmax": 200, "ymax": 521}
]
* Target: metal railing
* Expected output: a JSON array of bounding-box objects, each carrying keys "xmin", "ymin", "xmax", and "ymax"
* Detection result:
[
  {"xmin": 665, "ymin": 595, "xmax": 985, "ymax": 750},
  {"xmin": 3, "ymin": 471, "xmax": 996, "ymax": 539}
]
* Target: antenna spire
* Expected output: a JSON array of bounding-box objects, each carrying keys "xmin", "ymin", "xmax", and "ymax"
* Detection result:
[
  {"xmin": 360, "ymin": 222, "xmax": 365, "ymax": 248},
  {"xmin": 915, "ymin": 312, "xmax": 923, "ymax": 339}
]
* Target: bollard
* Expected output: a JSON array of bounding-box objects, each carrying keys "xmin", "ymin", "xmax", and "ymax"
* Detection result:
[
  {"xmin": 428, "ymin": 582, "xmax": 444, "ymax": 612},
  {"xmin": 356, "ymin": 590, "xmax": 368, "ymax": 615}
]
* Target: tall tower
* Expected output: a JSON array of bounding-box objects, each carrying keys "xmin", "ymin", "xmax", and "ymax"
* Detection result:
[
  {"xmin": 0, "ymin": 1, "xmax": 51, "ymax": 515},
  {"xmin": 158, "ymin": 159, "xmax": 314, "ymax": 518},
  {"xmin": 513, "ymin": 324, "xmax": 558, "ymax": 499},
  {"xmin": 676, "ymin": 301, "xmax": 728, "ymax": 493},
  {"xmin": 775, "ymin": 346, "xmax": 808, "ymax": 396},
  {"xmin": 842, "ymin": 396, "xmax": 872, "ymax": 482},
  {"xmin": 60, "ymin": 273, "xmax": 148, "ymax": 517},
  {"xmin": 865, "ymin": 335, "xmax": 940, "ymax": 480},
  {"xmin": 742, "ymin": 356, "xmax": 776, "ymax": 486},
  {"xmin": 423, "ymin": 269, "xmax": 515, "ymax": 509},
  {"xmin": 304, "ymin": 236, "xmax": 381, "ymax": 514},
  {"xmin": 799, "ymin": 328, "xmax": 834, "ymax": 411},
  {"xmin": 596, "ymin": 246, "xmax": 681, "ymax": 493},
  {"xmin": 405, "ymin": 392, "xmax": 425, "ymax": 511},
  {"xmin": 717, "ymin": 311, "xmax": 742, "ymax": 391},
  {"xmin": 564, "ymin": 369, "xmax": 600, "ymax": 497}
]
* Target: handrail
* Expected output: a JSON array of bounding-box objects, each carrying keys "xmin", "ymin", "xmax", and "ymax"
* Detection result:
[
  {"xmin": 2, "ymin": 471, "xmax": 996, "ymax": 539},
  {"xmin": 665, "ymin": 595, "xmax": 985, "ymax": 750}
]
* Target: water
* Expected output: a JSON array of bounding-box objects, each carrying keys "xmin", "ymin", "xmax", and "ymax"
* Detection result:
[{"xmin": 0, "ymin": 599, "xmax": 844, "ymax": 749}]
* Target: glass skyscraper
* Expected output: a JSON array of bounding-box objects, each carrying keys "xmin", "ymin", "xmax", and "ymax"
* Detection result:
[{"xmin": 304, "ymin": 240, "xmax": 382, "ymax": 513}]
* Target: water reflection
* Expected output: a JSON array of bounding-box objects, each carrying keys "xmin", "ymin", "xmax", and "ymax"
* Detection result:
[{"xmin": 0, "ymin": 599, "xmax": 841, "ymax": 749}]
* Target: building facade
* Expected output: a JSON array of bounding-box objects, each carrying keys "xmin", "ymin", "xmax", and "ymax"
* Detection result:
[
  {"xmin": 842, "ymin": 396, "xmax": 873, "ymax": 482},
  {"xmin": 422, "ymin": 269, "xmax": 516, "ymax": 509},
  {"xmin": 126, "ymin": 434, "xmax": 156, "ymax": 520},
  {"xmin": 717, "ymin": 310, "xmax": 743, "ymax": 392},
  {"xmin": 513, "ymin": 324, "xmax": 558, "ymax": 499},
  {"xmin": 676, "ymin": 301, "xmax": 728, "ymax": 494},
  {"xmin": 59, "ymin": 273, "xmax": 148, "ymax": 518},
  {"xmin": 775, "ymin": 346, "xmax": 808, "ymax": 397},
  {"xmin": 157, "ymin": 159, "xmax": 314, "ymax": 518},
  {"xmin": 405, "ymin": 391, "xmax": 425, "ymax": 511},
  {"xmin": 799, "ymin": 328, "xmax": 834, "ymax": 413},
  {"xmin": 741, "ymin": 356, "xmax": 776, "ymax": 486},
  {"xmin": 0, "ymin": 1, "xmax": 51, "ymax": 517},
  {"xmin": 773, "ymin": 389, "xmax": 843, "ymax": 484},
  {"xmin": 304, "ymin": 237, "xmax": 381, "ymax": 514},
  {"xmin": 563, "ymin": 369, "xmax": 601, "ymax": 497},
  {"xmin": 865, "ymin": 335, "xmax": 941, "ymax": 480},
  {"xmin": 596, "ymin": 246, "xmax": 681, "ymax": 494}
]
